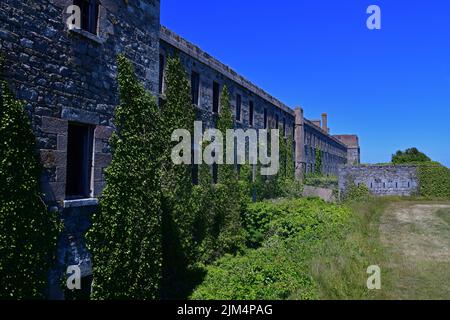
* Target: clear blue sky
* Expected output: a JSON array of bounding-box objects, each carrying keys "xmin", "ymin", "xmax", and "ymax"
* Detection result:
[{"xmin": 161, "ymin": 0, "xmax": 450, "ymax": 166}]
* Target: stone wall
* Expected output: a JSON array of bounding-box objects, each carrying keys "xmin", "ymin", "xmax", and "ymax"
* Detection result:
[
  {"xmin": 333, "ymin": 134, "xmax": 360, "ymax": 165},
  {"xmin": 339, "ymin": 165, "xmax": 419, "ymax": 197},
  {"xmin": 0, "ymin": 0, "xmax": 160, "ymax": 204},
  {"xmin": 303, "ymin": 120, "xmax": 348, "ymax": 176},
  {"xmin": 160, "ymin": 27, "xmax": 296, "ymax": 136},
  {"xmin": 0, "ymin": 0, "xmax": 360, "ymax": 298},
  {"xmin": 0, "ymin": 0, "xmax": 160, "ymax": 299},
  {"xmin": 160, "ymin": 27, "xmax": 352, "ymax": 178}
]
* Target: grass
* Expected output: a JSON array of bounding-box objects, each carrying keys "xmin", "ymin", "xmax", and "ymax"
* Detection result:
[
  {"xmin": 376, "ymin": 200, "xmax": 450, "ymax": 300},
  {"xmin": 191, "ymin": 196, "xmax": 450, "ymax": 300},
  {"xmin": 436, "ymin": 208, "xmax": 450, "ymax": 226},
  {"xmin": 306, "ymin": 197, "xmax": 450, "ymax": 300},
  {"xmin": 308, "ymin": 197, "xmax": 391, "ymax": 299}
]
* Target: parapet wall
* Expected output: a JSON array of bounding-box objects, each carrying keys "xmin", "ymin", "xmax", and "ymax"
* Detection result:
[
  {"xmin": 339, "ymin": 165, "xmax": 419, "ymax": 197},
  {"xmin": 160, "ymin": 26, "xmax": 294, "ymax": 116}
]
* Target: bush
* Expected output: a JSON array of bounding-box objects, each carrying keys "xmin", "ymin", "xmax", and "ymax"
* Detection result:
[
  {"xmin": 159, "ymin": 56, "xmax": 197, "ymax": 298},
  {"xmin": 191, "ymin": 198, "xmax": 350, "ymax": 300},
  {"xmin": 212, "ymin": 86, "xmax": 247, "ymax": 258},
  {"xmin": 242, "ymin": 201, "xmax": 286, "ymax": 247},
  {"xmin": 0, "ymin": 55, "xmax": 60, "ymax": 299},
  {"xmin": 314, "ymin": 149, "xmax": 322, "ymax": 175},
  {"xmin": 277, "ymin": 178, "xmax": 303, "ymax": 199},
  {"xmin": 304, "ymin": 174, "xmax": 338, "ymax": 189},
  {"xmin": 190, "ymin": 242, "xmax": 318, "ymax": 300},
  {"xmin": 87, "ymin": 55, "xmax": 163, "ymax": 299},
  {"xmin": 343, "ymin": 183, "xmax": 371, "ymax": 203},
  {"xmin": 417, "ymin": 162, "xmax": 450, "ymax": 200},
  {"xmin": 392, "ymin": 147, "xmax": 431, "ymax": 164}
]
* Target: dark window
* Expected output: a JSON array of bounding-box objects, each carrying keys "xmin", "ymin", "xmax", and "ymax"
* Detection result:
[
  {"xmin": 66, "ymin": 123, "xmax": 94, "ymax": 199},
  {"xmin": 283, "ymin": 118, "xmax": 286, "ymax": 136},
  {"xmin": 263, "ymin": 109, "xmax": 268, "ymax": 129},
  {"xmin": 249, "ymin": 101, "xmax": 254, "ymax": 126},
  {"xmin": 191, "ymin": 71, "xmax": 200, "ymax": 105},
  {"xmin": 212, "ymin": 82, "xmax": 220, "ymax": 114},
  {"xmin": 212, "ymin": 163, "xmax": 218, "ymax": 184},
  {"xmin": 275, "ymin": 114, "xmax": 279, "ymax": 129},
  {"xmin": 192, "ymin": 164, "xmax": 199, "ymax": 185},
  {"xmin": 159, "ymin": 54, "xmax": 165, "ymax": 94},
  {"xmin": 236, "ymin": 94, "xmax": 241, "ymax": 121},
  {"xmin": 73, "ymin": 0, "xmax": 99, "ymax": 34}
]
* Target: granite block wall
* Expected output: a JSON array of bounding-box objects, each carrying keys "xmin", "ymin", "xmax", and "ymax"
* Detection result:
[
  {"xmin": 159, "ymin": 27, "xmax": 352, "ymax": 177},
  {"xmin": 0, "ymin": 0, "xmax": 160, "ymax": 205},
  {"xmin": 0, "ymin": 0, "xmax": 160, "ymax": 298},
  {"xmin": 159, "ymin": 27, "xmax": 296, "ymax": 136},
  {"xmin": 0, "ymin": 0, "xmax": 361, "ymax": 298},
  {"xmin": 339, "ymin": 165, "xmax": 419, "ymax": 197}
]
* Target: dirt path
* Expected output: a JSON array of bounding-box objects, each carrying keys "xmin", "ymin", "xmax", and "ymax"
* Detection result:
[{"xmin": 380, "ymin": 201, "xmax": 450, "ymax": 300}]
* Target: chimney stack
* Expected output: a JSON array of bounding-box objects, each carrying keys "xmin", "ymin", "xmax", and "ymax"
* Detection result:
[{"xmin": 321, "ymin": 113, "xmax": 328, "ymax": 134}]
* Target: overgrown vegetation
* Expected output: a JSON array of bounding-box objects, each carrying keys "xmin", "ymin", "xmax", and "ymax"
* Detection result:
[
  {"xmin": 0, "ymin": 55, "xmax": 60, "ymax": 299},
  {"xmin": 314, "ymin": 148, "xmax": 322, "ymax": 175},
  {"xmin": 392, "ymin": 147, "xmax": 431, "ymax": 164},
  {"xmin": 417, "ymin": 162, "xmax": 450, "ymax": 200},
  {"xmin": 304, "ymin": 174, "xmax": 338, "ymax": 189},
  {"xmin": 87, "ymin": 55, "xmax": 163, "ymax": 299},
  {"xmin": 197, "ymin": 86, "xmax": 248, "ymax": 263},
  {"xmin": 311, "ymin": 198, "xmax": 390, "ymax": 299},
  {"xmin": 191, "ymin": 197, "xmax": 387, "ymax": 300},
  {"xmin": 159, "ymin": 56, "xmax": 198, "ymax": 299},
  {"xmin": 253, "ymin": 127, "xmax": 300, "ymax": 201},
  {"xmin": 343, "ymin": 183, "xmax": 371, "ymax": 203}
]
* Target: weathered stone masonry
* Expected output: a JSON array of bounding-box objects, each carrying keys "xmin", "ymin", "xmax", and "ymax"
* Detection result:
[
  {"xmin": 339, "ymin": 165, "xmax": 419, "ymax": 197},
  {"xmin": 0, "ymin": 0, "xmax": 358, "ymax": 297},
  {"xmin": 159, "ymin": 27, "xmax": 358, "ymax": 177},
  {"xmin": 1, "ymin": 0, "xmax": 160, "ymax": 298}
]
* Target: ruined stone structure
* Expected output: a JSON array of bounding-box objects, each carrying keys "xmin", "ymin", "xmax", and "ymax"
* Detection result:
[
  {"xmin": 339, "ymin": 165, "xmax": 419, "ymax": 197},
  {"xmin": 159, "ymin": 27, "xmax": 358, "ymax": 178},
  {"xmin": 0, "ymin": 0, "xmax": 161, "ymax": 298},
  {"xmin": 0, "ymin": 0, "xmax": 359, "ymax": 298},
  {"xmin": 334, "ymin": 134, "xmax": 361, "ymax": 165}
]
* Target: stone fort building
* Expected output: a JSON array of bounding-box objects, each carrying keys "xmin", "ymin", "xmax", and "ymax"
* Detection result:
[{"xmin": 0, "ymin": 0, "xmax": 359, "ymax": 297}]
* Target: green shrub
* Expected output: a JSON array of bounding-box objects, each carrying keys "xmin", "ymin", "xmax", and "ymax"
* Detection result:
[
  {"xmin": 242, "ymin": 201, "xmax": 286, "ymax": 247},
  {"xmin": 277, "ymin": 178, "xmax": 303, "ymax": 199},
  {"xmin": 304, "ymin": 174, "xmax": 338, "ymax": 189},
  {"xmin": 190, "ymin": 242, "xmax": 318, "ymax": 300},
  {"xmin": 87, "ymin": 55, "xmax": 163, "ymax": 299},
  {"xmin": 0, "ymin": 55, "xmax": 60, "ymax": 299},
  {"xmin": 159, "ymin": 56, "xmax": 197, "ymax": 298},
  {"xmin": 214, "ymin": 87, "xmax": 247, "ymax": 256},
  {"xmin": 392, "ymin": 147, "xmax": 431, "ymax": 164},
  {"xmin": 314, "ymin": 149, "xmax": 322, "ymax": 175},
  {"xmin": 192, "ymin": 198, "xmax": 350, "ymax": 300},
  {"xmin": 193, "ymin": 87, "xmax": 247, "ymax": 265},
  {"xmin": 344, "ymin": 183, "xmax": 371, "ymax": 202},
  {"xmin": 417, "ymin": 162, "xmax": 450, "ymax": 199}
]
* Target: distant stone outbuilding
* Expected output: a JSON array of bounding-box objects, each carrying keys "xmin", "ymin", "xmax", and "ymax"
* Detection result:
[{"xmin": 339, "ymin": 165, "xmax": 419, "ymax": 197}]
